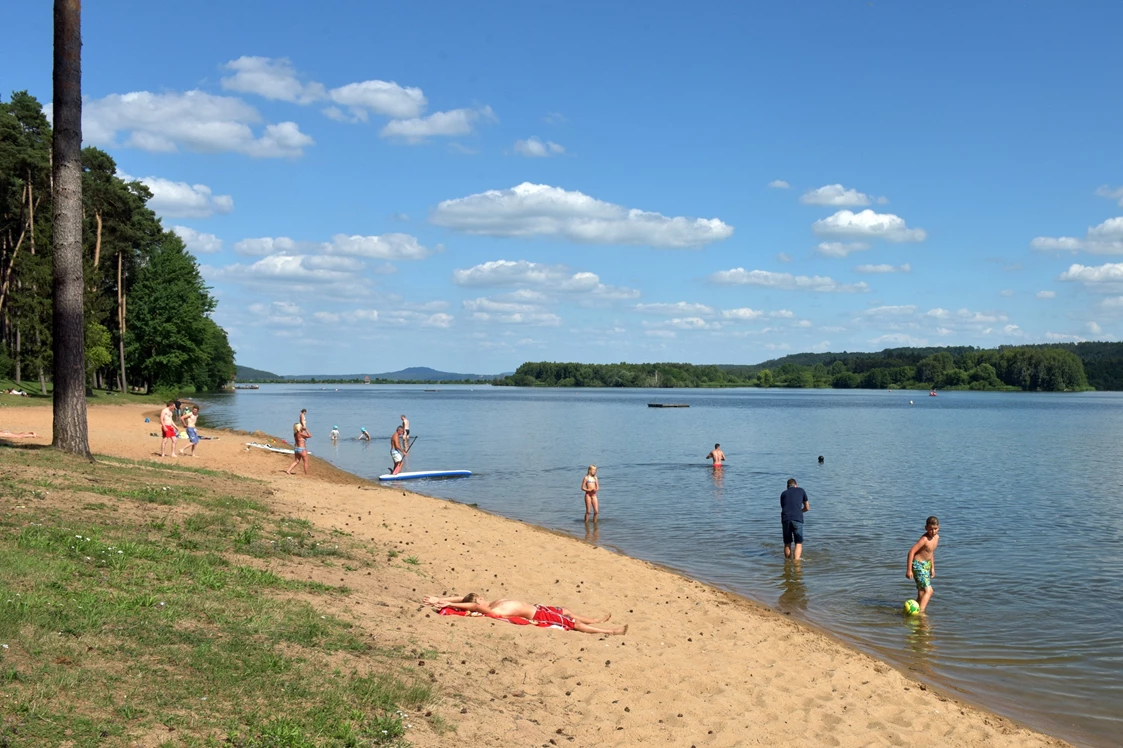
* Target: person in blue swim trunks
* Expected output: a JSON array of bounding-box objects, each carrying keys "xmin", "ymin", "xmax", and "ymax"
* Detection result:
[
  {"xmin": 906, "ymin": 516, "xmax": 940, "ymax": 612},
  {"xmin": 178, "ymin": 406, "xmax": 202, "ymax": 457}
]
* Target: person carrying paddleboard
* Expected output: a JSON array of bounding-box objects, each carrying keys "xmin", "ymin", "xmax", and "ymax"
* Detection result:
[
  {"xmin": 390, "ymin": 425, "xmax": 406, "ymax": 475},
  {"xmin": 400, "ymin": 414, "xmax": 410, "ymax": 450}
]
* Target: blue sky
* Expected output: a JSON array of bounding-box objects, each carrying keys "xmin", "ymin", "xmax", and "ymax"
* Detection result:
[{"xmin": 4, "ymin": 1, "xmax": 1123, "ymax": 374}]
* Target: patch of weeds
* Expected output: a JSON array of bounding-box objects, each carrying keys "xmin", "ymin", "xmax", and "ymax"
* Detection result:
[
  {"xmin": 404, "ymin": 556, "xmax": 420, "ymax": 566},
  {"xmin": 81, "ymin": 502, "xmax": 109, "ymax": 511},
  {"xmin": 428, "ymin": 712, "xmax": 456, "ymax": 735},
  {"xmin": 387, "ymin": 549, "xmax": 400, "ymax": 559}
]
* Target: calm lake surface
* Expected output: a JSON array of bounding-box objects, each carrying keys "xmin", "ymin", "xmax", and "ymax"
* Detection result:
[{"xmin": 198, "ymin": 385, "xmax": 1123, "ymax": 746}]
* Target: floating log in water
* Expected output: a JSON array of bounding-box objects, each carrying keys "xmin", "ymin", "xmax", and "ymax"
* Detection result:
[{"xmin": 648, "ymin": 403, "xmax": 689, "ymax": 408}]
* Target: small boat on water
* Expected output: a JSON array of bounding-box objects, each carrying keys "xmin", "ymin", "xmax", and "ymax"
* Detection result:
[
  {"xmin": 648, "ymin": 403, "xmax": 689, "ymax": 408},
  {"xmin": 929, "ymin": 390, "xmax": 938, "ymax": 397},
  {"xmin": 234, "ymin": 384, "xmax": 260, "ymax": 390}
]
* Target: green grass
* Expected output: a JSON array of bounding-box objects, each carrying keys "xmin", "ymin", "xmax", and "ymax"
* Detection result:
[
  {"xmin": 0, "ymin": 378, "xmax": 174, "ymax": 408},
  {"xmin": 0, "ymin": 449, "xmax": 436, "ymax": 746}
]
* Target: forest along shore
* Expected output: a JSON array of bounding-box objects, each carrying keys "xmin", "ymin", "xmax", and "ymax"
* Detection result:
[{"xmin": 0, "ymin": 404, "xmax": 1069, "ymax": 747}]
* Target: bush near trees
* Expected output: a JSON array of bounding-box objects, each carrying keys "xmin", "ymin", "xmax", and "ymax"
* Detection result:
[
  {"xmin": 499, "ymin": 344, "xmax": 1099, "ymax": 392},
  {"xmin": 0, "ymin": 91, "xmax": 235, "ymax": 394}
]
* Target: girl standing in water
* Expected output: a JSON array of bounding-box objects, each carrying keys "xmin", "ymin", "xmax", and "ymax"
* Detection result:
[{"xmin": 582, "ymin": 465, "xmax": 599, "ymax": 522}]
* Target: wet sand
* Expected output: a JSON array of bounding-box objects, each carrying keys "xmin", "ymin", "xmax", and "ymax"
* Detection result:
[{"xmin": 0, "ymin": 404, "xmax": 1068, "ymax": 747}]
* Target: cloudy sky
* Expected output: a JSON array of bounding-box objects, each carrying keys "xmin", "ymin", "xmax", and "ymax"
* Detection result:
[{"xmin": 5, "ymin": 2, "xmax": 1123, "ymax": 374}]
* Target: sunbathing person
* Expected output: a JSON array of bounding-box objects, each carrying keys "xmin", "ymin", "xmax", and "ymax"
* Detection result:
[
  {"xmin": 0, "ymin": 428, "xmax": 37, "ymax": 438},
  {"xmin": 423, "ymin": 593, "xmax": 627, "ymax": 635}
]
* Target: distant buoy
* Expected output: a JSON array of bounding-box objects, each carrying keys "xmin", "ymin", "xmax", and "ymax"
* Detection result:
[{"xmin": 910, "ymin": 400, "xmax": 914, "ymax": 405}]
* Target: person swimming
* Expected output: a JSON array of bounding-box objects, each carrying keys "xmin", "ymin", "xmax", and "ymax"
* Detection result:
[
  {"xmin": 706, "ymin": 443, "xmax": 726, "ymax": 468},
  {"xmin": 358, "ymin": 427, "xmax": 370, "ymax": 441}
]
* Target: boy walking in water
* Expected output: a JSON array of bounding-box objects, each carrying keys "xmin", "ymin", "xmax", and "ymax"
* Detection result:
[
  {"xmin": 780, "ymin": 478, "xmax": 810, "ymax": 561},
  {"xmin": 706, "ymin": 443, "xmax": 725, "ymax": 468},
  {"xmin": 906, "ymin": 516, "xmax": 940, "ymax": 612}
]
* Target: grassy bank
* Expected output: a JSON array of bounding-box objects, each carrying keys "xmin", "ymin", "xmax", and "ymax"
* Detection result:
[
  {"xmin": 0, "ymin": 448, "xmax": 442, "ymax": 746},
  {"xmin": 0, "ymin": 379, "xmax": 173, "ymax": 409}
]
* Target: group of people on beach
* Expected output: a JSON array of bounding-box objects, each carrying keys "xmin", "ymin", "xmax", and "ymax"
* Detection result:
[
  {"xmin": 284, "ymin": 409, "xmax": 412, "ymax": 476},
  {"xmin": 158, "ymin": 400, "xmax": 200, "ymax": 458}
]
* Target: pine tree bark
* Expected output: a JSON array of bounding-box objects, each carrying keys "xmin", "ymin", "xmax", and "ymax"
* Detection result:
[
  {"xmin": 51, "ymin": 0, "xmax": 91, "ymax": 457},
  {"xmin": 117, "ymin": 251, "xmax": 127, "ymax": 393}
]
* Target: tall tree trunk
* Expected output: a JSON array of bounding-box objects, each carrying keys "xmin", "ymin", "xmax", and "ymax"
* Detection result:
[
  {"xmin": 51, "ymin": 0, "xmax": 90, "ymax": 457},
  {"xmin": 38, "ymin": 364, "xmax": 47, "ymax": 396},
  {"xmin": 92, "ymin": 210, "xmax": 101, "ymax": 267},
  {"xmin": 117, "ymin": 251, "xmax": 127, "ymax": 393},
  {"xmin": 14, "ymin": 327, "xmax": 20, "ymax": 384}
]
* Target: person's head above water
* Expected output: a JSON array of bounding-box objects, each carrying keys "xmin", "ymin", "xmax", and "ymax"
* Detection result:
[
  {"xmin": 714, "ymin": 443, "xmax": 720, "ymax": 449},
  {"xmin": 333, "ymin": 425, "xmax": 338, "ymax": 429},
  {"xmin": 360, "ymin": 427, "xmax": 367, "ymax": 432},
  {"xmin": 817, "ymin": 455, "xmax": 824, "ymax": 463}
]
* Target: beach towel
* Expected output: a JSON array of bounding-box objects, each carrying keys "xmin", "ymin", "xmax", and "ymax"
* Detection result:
[{"xmin": 437, "ymin": 606, "xmax": 566, "ymax": 630}]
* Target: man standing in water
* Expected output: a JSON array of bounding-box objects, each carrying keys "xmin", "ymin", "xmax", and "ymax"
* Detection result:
[
  {"xmin": 780, "ymin": 478, "xmax": 810, "ymax": 561},
  {"xmin": 706, "ymin": 443, "xmax": 726, "ymax": 468},
  {"xmin": 389, "ymin": 425, "xmax": 406, "ymax": 475}
]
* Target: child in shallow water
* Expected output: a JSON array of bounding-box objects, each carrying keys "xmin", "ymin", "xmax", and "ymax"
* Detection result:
[
  {"xmin": 582, "ymin": 465, "xmax": 599, "ymax": 522},
  {"xmin": 906, "ymin": 516, "xmax": 940, "ymax": 612}
]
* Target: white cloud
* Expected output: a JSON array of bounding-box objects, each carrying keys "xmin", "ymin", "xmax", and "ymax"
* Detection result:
[
  {"xmin": 328, "ymin": 233, "xmax": 433, "ymax": 260},
  {"xmin": 463, "ymin": 297, "xmax": 543, "ymax": 314},
  {"xmin": 768, "ymin": 180, "xmax": 790, "ymax": 189},
  {"xmin": 328, "ymin": 80, "xmax": 427, "ymax": 120},
  {"xmin": 777, "ymin": 252, "xmax": 792, "ymax": 262},
  {"xmin": 312, "ymin": 311, "xmax": 340, "ymax": 324},
  {"xmin": 666, "ymin": 317, "xmax": 720, "ymax": 330},
  {"xmin": 863, "ymin": 305, "xmax": 917, "ymax": 316},
  {"xmin": 1088, "ymin": 321, "xmax": 1102, "ymax": 335},
  {"xmin": 1045, "ymin": 332, "xmax": 1086, "ymax": 342},
  {"xmin": 451, "ymin": 259, "xmax": 637, "ymax": 301},
  {"xmin": 171, "ymin": 226, "xmax": 222, "ymax": 254},
  {"xmin": 1033, "ymin": 218, "xmax": 1123, "ymax": 255},
  {"xmin": 1057, "ymin": 262, "xmax": 1123, "ymax": 286},
  {"xmin": 1036, "ymin": 290, "xmax": 1056, "ymax": 299},
  {"xmin": 207, "ymin": 254, "xmax": 367, "ymax": 297},
  {"xmin": 644, "ymin": 329, "xmax": 676, "ymax": 338},
  {"xmin": 221, "ymin": 56, "xmax": 428, "ymax": 122},
  {"xmin": 234, "ymin": 237, "xmax": 298, "ymax": 256},
  {"xmin": 721, "ymin": 308, "xmax": 764, "ymax": 320},
  {"xmin": 432, "ymin": 183, "xmax": 733, "ymax": 248},
  {"xmin": 232, "ymin": 233, "xmax": 432, "ymax": 261},
  {"xmin": 1096, "ymin": 185, "xmax": 1123, "ymax": 208},
  {"xmin": 800, "ymin": 184, "xmax": 872, "ymax": 207},
  {"xmin": 513, "ymin": 137, "xmax": 565, "ymax": 157},
  {"xmin": 83, "ymin": 90, "xmax": 313, "ymax": 158},
  {"xmin": 118, "ymin": 174, "xmax": 233, "ymax": 218},
  {"xmin": 1000, "ymin": 289, "xmax": 1016, "ymax": 297},
  {"xmin": 855, "ymin": 263, "xmax": 911, "ymax": 274},
  {"xmin": 816, "ymin": 241, "xmax": 870, "ymax": 258},
  {"xmin": 708, "ymin": 268, "xmax": 869, "ymax": 293},
  {"xmin": 381, "ymin": 106, "xmax": 495, "ymax": 142},
  {"xmin": 812, "ymin": 209, "xmax": 926, "ymax": 242},
  {"xmin": 470, "ymin": 311, "xmax": 561, "ymax": 326},
  {"xmin": 635, "ymin": 302, "xmax": 714, "ymax": 316},
  {"xmin": 1103, "ymin": 296, "xmax": 1123, "ymax": 308},
  {"xmin": 220, "ymin": 56, "xmax": 326, "ymax": 104},
  {"xmin": 543, "ymin": 112, "xmax": 567, "ymax": 125},
  {"xmin": 870, "ymin": 333, "xmax": 929, "ymax": 346}
]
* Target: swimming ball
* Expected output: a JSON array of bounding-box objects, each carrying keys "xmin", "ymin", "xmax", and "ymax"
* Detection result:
[{"xmin": 903, "ymin": 599, "xmax": 920, "ymax": 615}]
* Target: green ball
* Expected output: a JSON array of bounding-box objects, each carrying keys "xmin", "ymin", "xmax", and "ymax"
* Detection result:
[{"xmin": 903, "ymin": 599, "xmax": 920, "ymax": 615}]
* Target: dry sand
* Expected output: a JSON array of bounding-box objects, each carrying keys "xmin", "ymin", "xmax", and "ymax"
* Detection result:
[{"xmin": 0, "ymin": 404, "xmax": 1068, "ymax": 747}]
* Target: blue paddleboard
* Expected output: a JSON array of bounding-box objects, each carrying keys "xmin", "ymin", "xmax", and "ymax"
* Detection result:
[{"xmin": 378, "ymin": 469, "xmax": 472, "ymax": 481}]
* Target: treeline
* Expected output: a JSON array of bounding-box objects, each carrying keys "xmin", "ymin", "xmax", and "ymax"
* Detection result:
[
  {"xmin": 0, "ymin": 91, "xmax": 235, "ymax": 393},
  {"xmin": 498, "ymin": 345, "xmax": 1093, "ymax": 392}
]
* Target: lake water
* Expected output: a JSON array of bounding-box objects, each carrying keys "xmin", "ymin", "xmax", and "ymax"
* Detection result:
[{"xmin": 197, "ymin": 384, "xmax": 1123, "ymax": 746}]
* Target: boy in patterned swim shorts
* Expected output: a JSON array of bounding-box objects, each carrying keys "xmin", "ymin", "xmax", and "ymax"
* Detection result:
[{"xmin": 906, "ymin": 516, "xmax": 940, "ymax": 612}]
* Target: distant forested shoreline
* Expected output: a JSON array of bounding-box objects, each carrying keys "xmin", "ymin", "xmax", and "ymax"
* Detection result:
[{"xmin": 498, "ymin": 343, "xmax": 1123, "ymax": 391}]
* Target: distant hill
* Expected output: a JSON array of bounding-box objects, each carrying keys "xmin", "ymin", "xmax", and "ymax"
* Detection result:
[
  {"xmin": 284, "ymin": 367, "xmax": 500, "ymax": 382},
  {"xmin": 235, "ymin": 364, "xmax": 282, "ymax": 381}
]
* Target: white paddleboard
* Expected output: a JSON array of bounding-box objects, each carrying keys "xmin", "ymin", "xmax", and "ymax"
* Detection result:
[
  {"xmin": 378, "ymin": 469, "xmax": 471, "ymax": 481},
  {"xmin": 245, "ymin": 441, "xmax": 295, "ymax": 455}
]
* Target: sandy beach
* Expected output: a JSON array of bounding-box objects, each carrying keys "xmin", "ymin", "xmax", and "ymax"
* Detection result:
[{"xmin": 0, "ymin": 403, "xmax": 1069, "ymax": 747}]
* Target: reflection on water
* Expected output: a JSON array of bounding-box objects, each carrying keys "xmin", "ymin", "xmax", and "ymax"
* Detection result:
[
  {"xmin": 583, "ymin": 522, "xmax": 600, "ymax": 545},
  {"xmin": 198, "ymin": 385, "xmax": 1123, "ymax": 747},
  {"xmin": 778, "ymin": 561, "xmax": 807, "ymax": 612}
]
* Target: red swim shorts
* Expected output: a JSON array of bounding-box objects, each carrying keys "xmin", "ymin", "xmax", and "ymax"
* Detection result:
[
  {"xmin": 532, "ymin": 605, "xmax": 575, "ymax": 630},
  {"xmin": 162, "ymin": 425, "xmax": 176, "ymax": 438}
]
